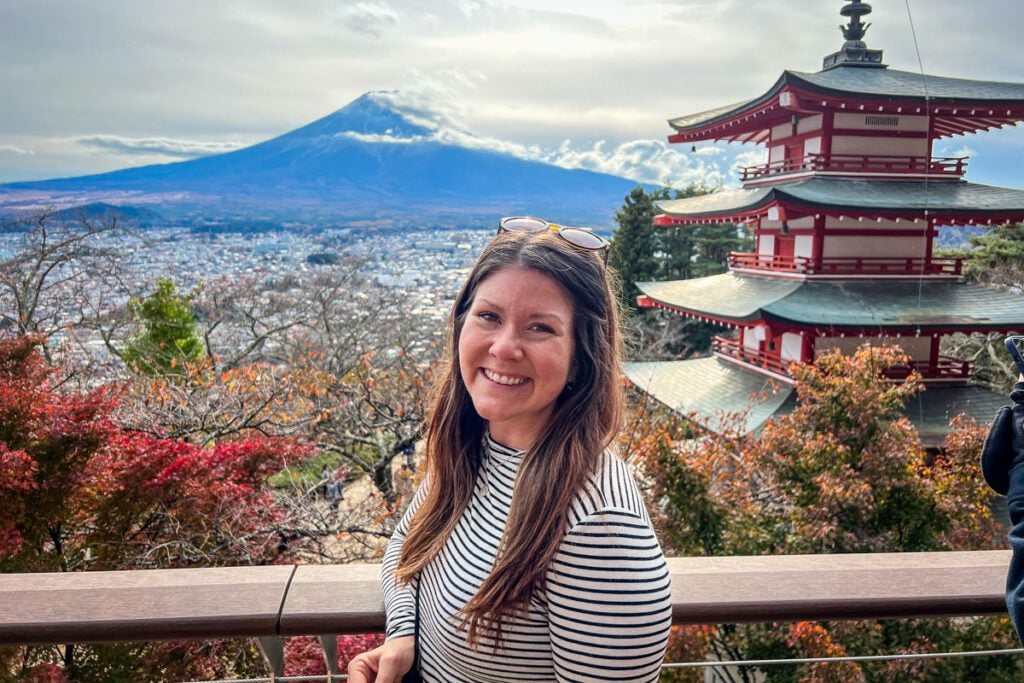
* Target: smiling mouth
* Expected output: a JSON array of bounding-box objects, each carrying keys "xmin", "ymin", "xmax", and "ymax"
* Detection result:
[{"xmin": 482, "ymin": 368, "xmax": 528, "ymax": 386}]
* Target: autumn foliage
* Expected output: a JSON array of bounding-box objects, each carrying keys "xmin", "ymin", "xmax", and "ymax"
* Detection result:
[
  {"xmin": 626, "ymin": 344, "xmax": 1017, "ymax": 682},
  {"xmin": 0, "ymin": 335, "xmax": 331, "ymax": 679}
]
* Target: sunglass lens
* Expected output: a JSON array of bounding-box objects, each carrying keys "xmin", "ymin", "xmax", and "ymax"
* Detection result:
[
  {"xmin": 560, "ymin": 227, "xmax": 608, "ymax": 250},
  {"xmin": 501, "ymin": 217, "xmax": 548, "ymax": 233}
]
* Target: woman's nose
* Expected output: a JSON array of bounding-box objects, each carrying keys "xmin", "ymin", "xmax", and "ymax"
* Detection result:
[{"xmin": 489, "ymin": 327, "xmax": 524, "ymax": 361}]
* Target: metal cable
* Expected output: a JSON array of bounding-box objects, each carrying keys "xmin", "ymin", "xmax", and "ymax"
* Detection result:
[
  {"xmin": 904, "ymin": 0, "xmax": 933, "ymax": 422},
  {"xmin": 185, "ymin": 648, "xmax": 1024, "ymax": 681},
  {"xmin": 661, "ymin": 647, "xmax": 1024, "ymax": 669}
]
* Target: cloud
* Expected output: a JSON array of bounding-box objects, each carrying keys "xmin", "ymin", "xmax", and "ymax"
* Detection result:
[
  {"xmin": 0, "ymin": 145, "xmax": 34, "ymax": 155},
  {"xmin": 337, "ymin": 1, "xmax": 399, "ymax": 38},
  {"xmin": 542, "ymin": 138, "xmax": 725, "ymax": 187},
  {"xmin": 336, "ymin": 131, "xmax": 426, "ymax": 144},
  {"xmin": 72, "ymin": 135, "xmax": 249, "ymax": 159}
]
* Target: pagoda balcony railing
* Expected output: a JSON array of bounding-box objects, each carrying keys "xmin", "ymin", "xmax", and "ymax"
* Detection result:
[
  {"xmin": 728, "ymin": 252, "xmax": 963, "ymax": 277},
  {"xmin": 715, "ymin": 336, "xmax": 972, "ymax": 382},
  {"xmin": 0, "ymin": 551, "xmax": 1013, "ymax": 678},
  {"xmin": 739, "ymin": 154, "xmax": 968, "ymax": 182},
  {"xmin": 714, "ymin": 335, "xmax": 793, "ymax": 377},
  {"xmin": 883, "ymin": 356, "xmax": 973, "ymax": 382}
]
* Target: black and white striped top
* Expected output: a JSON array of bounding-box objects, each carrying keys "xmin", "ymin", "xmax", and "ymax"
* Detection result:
[{"xmin": 382, "ymin": 436, "xmax": 672, "ymax": 682}]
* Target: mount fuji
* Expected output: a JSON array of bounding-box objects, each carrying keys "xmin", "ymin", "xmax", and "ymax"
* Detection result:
[{"xmin": 0, "ymin": 93, "xmax": 644, "ymax": 226}]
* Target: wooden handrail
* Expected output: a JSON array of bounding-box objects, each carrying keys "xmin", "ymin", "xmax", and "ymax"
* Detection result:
[{"xmin": 0, "ymin": 551, "xmax": 1010, "ymax": 646}]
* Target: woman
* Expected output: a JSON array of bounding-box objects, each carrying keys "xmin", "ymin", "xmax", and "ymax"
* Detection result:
[{"xmin": 349, "ymin": 218, "xmax": 673, "ymax": 682}]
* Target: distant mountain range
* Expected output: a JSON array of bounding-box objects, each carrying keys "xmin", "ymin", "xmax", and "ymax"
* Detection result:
[{"xmin": 0, "ymin": 92, "xmax": 644, "ymax": 226}]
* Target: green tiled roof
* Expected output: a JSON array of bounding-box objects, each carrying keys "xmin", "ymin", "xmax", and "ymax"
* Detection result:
[
  {"xmin": 638, "ymin": 273, "xmax": 801, "ymax": 322},
  {"xmin": 623, "ymin": 357, "xmax": 795, "ymax": 435},
  {"xmin": 908, "ymin": 384, "xmax": 1011, "ymax": 447},
  {"xmin": 624, "ymin": 357, "xmax": 1009, "ymax": 443},
  {"xmin": 655, "ymin": 178, "xmax": 1024, "ymax": 219},
  {"xmin": 791, "ymin": 67, "xmax": 1024, "ymax": 103},
  {"xmin": 638, "ymin": 274, "xmax": 1024, "ymax": 330},
  {"xmin": 669, "ymin": 66, "xmax": 1024, "ymax": 132},
  {"xmin": 763, "ymin": 281, "xmax": 1024, "ymax": 329}
]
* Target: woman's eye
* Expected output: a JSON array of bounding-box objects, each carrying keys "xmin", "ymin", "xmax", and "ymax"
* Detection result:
[
  {"xmin": 529, "ymin": 323, "xmax": 554, "ymax": 334},
  {"xmin": 478, "ymin": 311, "xmax": 499, "ymax": 322}
]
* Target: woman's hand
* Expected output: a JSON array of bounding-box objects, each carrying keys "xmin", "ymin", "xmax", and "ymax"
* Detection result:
[{"xmin": 347, "ymin": 636, "xmax": 415, "ymax": 683}]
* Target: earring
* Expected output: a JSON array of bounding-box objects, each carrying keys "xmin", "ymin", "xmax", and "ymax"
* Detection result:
[{"xmin": 564, "ymin": 381, "xmax": 575, "ymax": 394}]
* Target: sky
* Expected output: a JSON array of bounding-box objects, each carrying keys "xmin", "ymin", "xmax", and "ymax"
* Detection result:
[{"xmin": 2, "ymin": 0, "xmax": 1023, "ymax": 188}]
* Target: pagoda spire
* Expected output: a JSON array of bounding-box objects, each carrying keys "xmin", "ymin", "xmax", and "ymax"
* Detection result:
[{"xmin": 822, "ymin": 0, "xmax": 886, "ymax": 70}]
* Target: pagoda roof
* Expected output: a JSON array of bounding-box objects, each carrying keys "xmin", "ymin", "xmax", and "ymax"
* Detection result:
[
  {"xmin": 637, "ymin": 273, "xmax": 1024, "ymax": 331},
  {"xmin": 654, "ymin": 177, "xmax": 1024, "ymax": 225},
  {"xmin": 623, "ymin": 357, "xmax": 795, "ymax": 435},
  {"xmin": 668, "ymin": 66, "xmax": 1024, "ymax": 143},
  {"xmin": 623, "ymin": 357, "xmax": 1009, "ymax": 444}
]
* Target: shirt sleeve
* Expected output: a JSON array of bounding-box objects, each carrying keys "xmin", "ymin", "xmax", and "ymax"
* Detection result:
[
  {"xmin": 545, "ymin": 508, "xmax": 673, "ymax": 683},
  {"xmin": 381, "ymin": 479, "xmax": 429, "ymax": 639}
]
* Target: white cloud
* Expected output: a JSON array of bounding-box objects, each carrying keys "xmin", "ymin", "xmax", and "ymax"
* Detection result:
[
  {"xmin": 336, "ymin": 131, "xmax": 426, "ymax": 144},
  {"xmin": 71, "ymin": 135, "xmax": 249, "ymax": 158},
  {"xmin": 0, "ymin": 145, "xmax": 33, "ymax": 155},
  {"xmin": 337, "ymin": 1, "xmax": 399, "ymax": 38}
]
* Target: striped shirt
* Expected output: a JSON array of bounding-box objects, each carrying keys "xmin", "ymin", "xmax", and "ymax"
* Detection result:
[{"xmin": 382, "ymin": 436, "xmax": 672, "ymax": 682}]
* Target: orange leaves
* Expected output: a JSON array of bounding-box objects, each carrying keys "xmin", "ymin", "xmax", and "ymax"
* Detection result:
[{"xmin": 786, "ymin": 622, "xmax": 865, "ymax": 683}]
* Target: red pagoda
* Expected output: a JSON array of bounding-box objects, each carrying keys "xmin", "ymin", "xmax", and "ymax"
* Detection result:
[{"xmin": 624, "ymin": 0, "xmax": 1024, "ymax": 445}]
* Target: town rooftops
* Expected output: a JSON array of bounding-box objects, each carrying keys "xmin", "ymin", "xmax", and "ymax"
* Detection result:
[
  {"xmin": 653, "ymin": 178, "xmax": 1024, "ymax": 225},
  {"xmin": 637, "ymin": 273, "xmax": 1024, "ymax": 331}
]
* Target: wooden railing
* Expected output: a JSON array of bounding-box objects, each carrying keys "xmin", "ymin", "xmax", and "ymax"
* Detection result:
[
  {"xmin": 883, "ymin": 356, "xmax": 973, "ymax": 382},
  {"xmin": 714, "ymin": 335, "xmax": 793, "ymax": 376},
  {"xmin": 728, "ymin": 252, "xmax": 963, "ymax": 277},
  {"xmin": 713, "ymin": 336, "xmax": 972, "ymax": 382},
  {"xmin": 740, "ymin": 155, "xmax": 968, "ymax": 182},
  {"xmin": 0, "ymin": 551, "xmax": 1010, "ymax": 647}
]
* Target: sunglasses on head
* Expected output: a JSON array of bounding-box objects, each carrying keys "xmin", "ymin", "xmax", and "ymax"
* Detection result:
[{"xmin": 497, "ymin": 216, "xmax": 610, "ymax": 264}]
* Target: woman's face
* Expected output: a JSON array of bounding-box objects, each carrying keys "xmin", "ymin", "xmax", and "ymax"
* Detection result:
[{"xmin": 458, "ymin": 266, "xmax": 575, "ymax": 451}]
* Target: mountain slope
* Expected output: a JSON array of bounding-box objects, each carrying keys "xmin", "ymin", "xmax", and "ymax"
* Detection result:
[{"xmin": 1, "ymin": 93, "xmax": 641, "ymax": 224}]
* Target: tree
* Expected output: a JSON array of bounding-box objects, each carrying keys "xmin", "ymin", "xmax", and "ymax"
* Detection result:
[
  {"xmin": 937, "ymin": 221, "xmax": 1024, "ymax": 394},
  {"xmin": 122, "ymin": 277, "xmax": 205, "ymax": 376},
  {"xmin": 961, "ymin": 221, "xmax": 1024, "ymax": 291},
  {"xmin": 609, "ymin": 186, "xmax": 663, "ymax": 312},
  {"xmin": 610, "ymin": 182, "xmax": 740, "ymax": 361},
  {"xmin": 0, "ymin": 336, "xmax": 317, "ymax": 680},
  {"xmin": 625, "ymin": 345, "xmax": 1016, "ymax": 682}
]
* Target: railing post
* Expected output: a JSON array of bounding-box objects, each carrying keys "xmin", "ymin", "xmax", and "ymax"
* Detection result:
[
  {"xmin": 318, "ymin": 634, "xmax": 340, "ymax": 680},
  {"xmin": 257, "ymin": 636, "xmax": 285, "ymax": 680}
]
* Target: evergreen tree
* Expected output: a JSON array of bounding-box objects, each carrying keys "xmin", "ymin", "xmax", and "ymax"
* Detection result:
[
  {"xmin": 122, "ymin": 278, "xmax": 204, "ymax": 376},
  {"xmin": 608, "ymin": 186, "xmax": 663, "ymax": 312},
  {"xmin": 941, "ymin": 222, "xmax": 1024, "ymax": 392},
  {"xmin": 963, "ymin": 221, "xmax": 1024, "ymax": 290}
]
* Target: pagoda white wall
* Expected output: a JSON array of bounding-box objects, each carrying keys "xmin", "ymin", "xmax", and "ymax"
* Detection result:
[
  {"xmin": 742, "ymin": 327, "xmax": 760, "ymax": 350},
  {"xmin": 822, "ymin": 237, "xmax": 925, "ymax": 259},
  {"xmin": 816, "ymin": 335, "xmax": 931, "ymax": 361},
  {"xmin": 758, "ymin": 234, "xmax": 774, "ymax": 256},
  {"xmin": 834, "ymin": 113, "xmax": 928, "ymax": 132},
  {"xmin": 831, "ymin": 136, "xmax": 929, "ymax": 157},
  {"xmin": 797, "ymin": 115, "xmax": 824, "ymax": 135},
  {"xmin": 822, "ymin": 216, "xmax": 926, "ymax": 259},
  {"xmin": 767, "ymin": 115, "xmax": 823, "ymax": 163},
  {"xmin": 780, "ymin": 332, "xmax": 803, "ymax": 361},
  {"xmin": 795, "ymin": 235, "xmax": 814, "ymax": 259}
]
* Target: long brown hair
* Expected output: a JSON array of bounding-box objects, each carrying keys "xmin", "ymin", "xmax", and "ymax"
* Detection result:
[{"xmin": 396, "ymin": 229, "xmax": 625, "ymax": 645}]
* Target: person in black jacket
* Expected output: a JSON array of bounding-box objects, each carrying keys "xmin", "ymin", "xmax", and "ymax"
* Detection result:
[{"xmin": 981, "ymin": 376, "xmax": 1024, "ymax": 640}]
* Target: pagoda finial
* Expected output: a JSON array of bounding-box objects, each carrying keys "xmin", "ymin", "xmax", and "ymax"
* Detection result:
[
  {"xmin": 822, "ymin": 0, "xmax": 886, "ymax": 70},
  {"xmin": 840, "ymin": 0, "xmax": 872, "ymax": 43}
]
